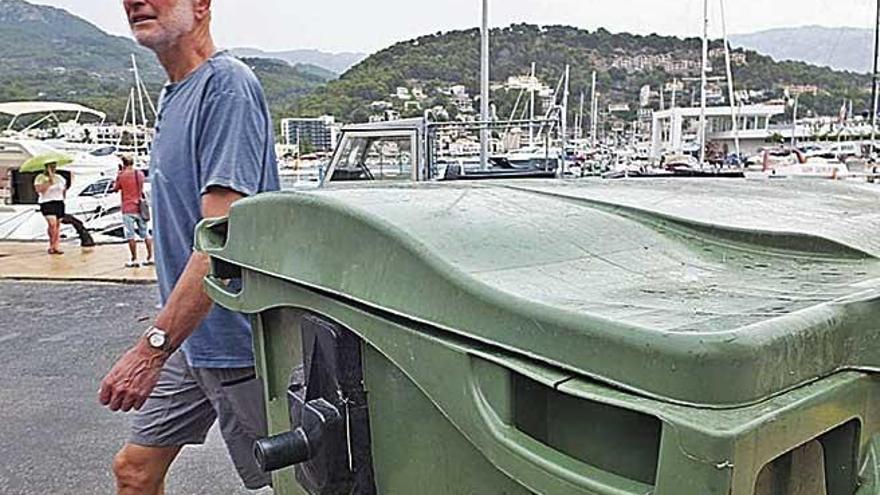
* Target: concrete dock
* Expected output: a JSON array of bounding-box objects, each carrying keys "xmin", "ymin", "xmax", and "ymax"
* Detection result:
[
  {"xmin": 0, "ymin": 242, "xmax": 157, "ymax": 284},
  {"xmin": 0, "ymin": 281, "xmax": 257, "ymax": 494}
]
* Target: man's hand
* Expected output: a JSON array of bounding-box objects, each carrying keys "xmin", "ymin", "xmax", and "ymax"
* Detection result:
[
  {"xmin": 98, "ymin": 187, "xmax": 245, "ymax": 413},
  {"xmin": 99, "ymin": 341, "xmax": 167, "ymax": 412}
]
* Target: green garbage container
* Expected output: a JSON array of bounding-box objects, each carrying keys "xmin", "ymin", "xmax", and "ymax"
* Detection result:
[{"xmin": 197, "ymin": 179, "xmax": 880, "ymax": 495}]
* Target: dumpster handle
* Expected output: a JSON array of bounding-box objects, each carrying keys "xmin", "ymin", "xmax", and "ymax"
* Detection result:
[
  {"xmin": 204, "ymin": 274, "xmax": 244, "ymax": 312},
  {"xmin": 195, "ymin": 216, "xmax": 230, "ymax": 253},
  {"xmin": 469, "ymin": 372, "xmax": 652, "ymax": 494}
]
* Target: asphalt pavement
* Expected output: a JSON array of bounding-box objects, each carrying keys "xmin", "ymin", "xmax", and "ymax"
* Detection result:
[{"xmin": 0, "ymin": 281, "xmax": 261, "ymax": 495}]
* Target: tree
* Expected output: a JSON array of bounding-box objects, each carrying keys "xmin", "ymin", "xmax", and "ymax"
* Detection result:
[{"xmin": 299, "ymin": 138, "xmax": 315, "ymax": 156}]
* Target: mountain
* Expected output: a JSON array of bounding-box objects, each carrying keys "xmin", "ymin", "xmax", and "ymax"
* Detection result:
[
  {"xmin": 0, "ymin": 0, "xmax": 162, "ymax": 78},
  {"xmin": 730, "ymin": 26, "xmax": 874, "ymax": 74},
  {"xmin": 238, "ymin": 57, "xmax": 332, "ymax": 130},
  {"xmin": 230, "ymin": 48, "xmax": 366, "ymax": 75},
  {"xmin": 289, "ymin": 63, "xmax": 338, "ymax": 82},
  {"xmin": 295, "ymin": 24, "xmax": 872, "ymax": 123},
  {"xmin": 0, "ymin": 0, "xmax": 326, "ymax": 123}
]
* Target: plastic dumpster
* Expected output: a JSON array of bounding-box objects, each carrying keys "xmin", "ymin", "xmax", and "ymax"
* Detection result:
[{"xmin": 196, "ymin": 179, "xmax": 880, "ymax": 495}]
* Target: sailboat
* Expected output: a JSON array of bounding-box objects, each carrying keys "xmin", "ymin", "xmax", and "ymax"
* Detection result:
[{"xmin": 0, "ymin": 54, "xmax": 158, "ymax": 241}]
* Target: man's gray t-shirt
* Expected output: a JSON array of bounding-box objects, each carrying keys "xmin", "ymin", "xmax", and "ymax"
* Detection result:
[{"xmin": 151, "ymin": 51, "xmax": 280, "ymax": 368}]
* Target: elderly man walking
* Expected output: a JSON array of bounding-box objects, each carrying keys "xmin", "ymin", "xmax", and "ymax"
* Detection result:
[{"xmin": 100, "ymin": 1, "xmax": 280, "ymax": 493}]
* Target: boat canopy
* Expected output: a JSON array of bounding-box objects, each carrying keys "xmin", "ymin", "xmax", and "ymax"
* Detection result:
[
  {"xmin": 0, "ymin": 101, "xmax": 106, "ymax": 123},
  {"xmin": 342, "ymin": 118, "xmax": 425, "ymax": 133}
]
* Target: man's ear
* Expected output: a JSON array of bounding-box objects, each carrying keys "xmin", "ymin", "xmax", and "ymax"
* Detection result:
[{"xmin": 194, "ymin": 0, "xmax": 211, "ymax": 21}]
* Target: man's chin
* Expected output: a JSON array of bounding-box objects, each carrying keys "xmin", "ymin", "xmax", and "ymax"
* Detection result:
[{"xmin": 132, "ymin": 30, "xmax": 168, "ymax": 50}]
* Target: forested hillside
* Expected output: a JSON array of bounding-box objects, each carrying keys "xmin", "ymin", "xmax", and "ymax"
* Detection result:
[{"xmin": 295, "ymin": 24, "xmax": 872, "ymax": 122}]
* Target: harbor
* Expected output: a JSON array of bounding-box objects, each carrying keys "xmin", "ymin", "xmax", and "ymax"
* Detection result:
[{"xmin": 3, "ymin": 0, "xmax": 880, "ymax": 494}]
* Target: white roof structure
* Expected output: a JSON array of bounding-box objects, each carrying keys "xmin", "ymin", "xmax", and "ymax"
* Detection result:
[
  {"xmin": 0, "ymin": 101, "xmax": 106, "ymax": 123},
  {"xmin": 652, "ymin": 104, "xmax": 784, "ymax": 120},
  {"xmin": 650, "ymin": 104, "xmax": 786, "ymax": 159}
]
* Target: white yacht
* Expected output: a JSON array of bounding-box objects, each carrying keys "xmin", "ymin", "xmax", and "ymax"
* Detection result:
[
  {"xmin": 744, "ymin": 149, "xmax": 852, "ymax": 180},
  {"xmin": 0, "ymin": 138, "xmax": 125, "ymax": 241},
  {"xmin": 0, "ymin": 100, "xmax": 154, "ymax": 166}
]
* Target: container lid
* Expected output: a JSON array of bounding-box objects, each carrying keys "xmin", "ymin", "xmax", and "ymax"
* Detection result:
[{"xmin": 210, "ymin": 179, "xmax": 880, "ymax": 407}]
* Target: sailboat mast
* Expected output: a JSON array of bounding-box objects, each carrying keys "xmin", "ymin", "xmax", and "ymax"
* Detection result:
[
  {"xmin": 479, "ymin": 0, "xmax": 490, "ymax": 170},
  {"xmin": 871, "ymin": 0, "xmax": 880, "ymax": 155},
  {"xmin": 719, "ymin": 0, "xmax": 741, "ymax": 159},
  {"xmin": 529, "ymin": 62, "xmax": 536, "ymax": 148},
  {"xmin": 562, "ymin": 64, "xmax": 570, "ymax": 148},
  {"xmin": 590, "ymin": 71, "xmax": 598, "ymax": 149},
  {"xmin": 578, "ymin": 91, "xmax": 585, "ymax": 139},
  {"xmin": 118, "ymin": 89, "xmax": 132, "ymax": 148},
  {"xmin": 671, "ymin": 79, "xmax": 678, "ymax": 109},
  {"xmin": 131, "ymin": 55, "xmax": 148, "ymax": 127},
  {"xmin": 699, "ymin": 0, "xmax": 709, "ymax": 166},
  {"xmin": 129, "ymin": 89, "xmax": 139, "ymax": 157}
]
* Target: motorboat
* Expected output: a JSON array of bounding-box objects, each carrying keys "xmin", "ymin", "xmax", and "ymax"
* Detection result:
[
  {"xmin": 0, "ymin": 138, "xmax": 126, "ymax": 241},
  {"xmin": 744, "ymin": 148, "xmax": 853, "ymax": 180},
  {"xmin": 323, "ymin": 118, "xmax": 561, "ymax": 185}
]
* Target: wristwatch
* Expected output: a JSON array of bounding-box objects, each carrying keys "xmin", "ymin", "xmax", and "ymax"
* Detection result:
[{"xmin": 144, "ymin": 326, "xmax": 174, "ymax": 355}]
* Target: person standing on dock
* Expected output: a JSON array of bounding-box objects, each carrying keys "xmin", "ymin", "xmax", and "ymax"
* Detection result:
[
  {"xmin": 33, "ymin": 161, "xmax": 67, "ymax": 255},
  {"xmin": 113, "ymin": 155, "xmax": 153, "ymax": 268},
  {"xmin": 99, "ymin": 1, "xmax": 280, "ymax": 494}
]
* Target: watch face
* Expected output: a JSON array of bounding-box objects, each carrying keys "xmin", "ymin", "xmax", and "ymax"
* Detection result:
[{"xmin": 148, "ymin": 332, "xmax": 166, "ymax": 349}]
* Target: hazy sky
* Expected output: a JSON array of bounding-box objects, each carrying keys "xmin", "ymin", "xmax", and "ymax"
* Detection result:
[{"xmin": 30, "ymin": 0, "xmax": 880, "ymax": 53}]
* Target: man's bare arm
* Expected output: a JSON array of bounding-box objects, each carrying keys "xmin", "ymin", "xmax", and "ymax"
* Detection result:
[
  {"xmin": 99, "ymin": 186, "xmax": 245, "ymax": 412},
  {"xmin": 152, "ymin": 187, "xmax": 243, "ymax": 349}
]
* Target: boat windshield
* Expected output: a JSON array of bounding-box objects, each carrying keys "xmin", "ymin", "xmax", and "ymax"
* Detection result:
[
  {"xmin": 329, "ymin": 132, "xmax": 415, "ymax": 182},
  {"xmin": 89, "ymin": 146, "xmax": 117, "ymax": 157},
  {"xmin": 78, "ymin": 178, "xmax": 114, "ymax": 198}
]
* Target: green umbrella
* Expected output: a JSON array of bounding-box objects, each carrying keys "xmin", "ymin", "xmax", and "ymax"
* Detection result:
[{"xmin": 19, "ymin": 152, "xmax": 74, "ymax": 173}]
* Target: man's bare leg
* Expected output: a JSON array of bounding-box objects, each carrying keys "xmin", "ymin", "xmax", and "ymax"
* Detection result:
[
  {"xmin": 112, "ymin": 443, "xmax": 181, "ymax": 495},
  {"xmin": 145, "ymin": 237, "xmax": 154, "ymax": 262},
  {"xmin": 127, "ymin": 239, "xmax": 138, "ymax": 262}
]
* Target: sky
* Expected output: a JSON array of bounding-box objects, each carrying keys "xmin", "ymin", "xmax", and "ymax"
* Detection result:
[{"xmin": 30, "ymin": 0, "xmax": 880, "ymax": 54}]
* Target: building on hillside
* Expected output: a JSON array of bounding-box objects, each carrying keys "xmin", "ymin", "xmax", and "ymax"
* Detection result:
[
  {"xmin": 783, "ymin": 84, "xmax": 820, "ymax": 96},
  {"xmin": 280, "ymin": 116, "xmax": 339, "ymax": 152},
  {"xmin": 452, "ymin": 95, "xmax": 475, "ymax": 114},
  {"xmin": 505, "ymin": 75, "xmax": 543, "ymax": 91},
  {"xmin": 370, "ymin": 100, "xmax": 394, "ymax": 111},
  {"xmin": 708, "ymin": 49, "xmax": 747, "ymax": 65},
  {"xmin": 369, "ymin": 109, "xmax": 402, "ymax": 123},
  {"xmin": 438, "ymin": 84, "xmax": 468, "ymax": 97},
  {"xmin": 436, "ymin": 85, "xmax": 475, "ymax": 114},
  {"xmin": 705, "ymin": 84, "xmax": 725, "ymax": 105}
]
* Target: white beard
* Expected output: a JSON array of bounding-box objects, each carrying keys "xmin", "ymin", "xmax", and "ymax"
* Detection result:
[{"xmin": 132, "ymin": 0, "xmax": 196, "ymax": 50}]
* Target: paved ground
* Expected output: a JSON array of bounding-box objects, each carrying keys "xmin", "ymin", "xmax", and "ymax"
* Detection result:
[
  {"xmin": 0, "ymin": 281, "xmax": 259, "ymax": 495},
  {"xmin": 0, "ymin": 242, "xmax": 157, "ymax": 284}
]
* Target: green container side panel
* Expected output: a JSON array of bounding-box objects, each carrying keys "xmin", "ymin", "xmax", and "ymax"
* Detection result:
[
  {"xmin": 253, "ymin": 309, "xmax": 308, "ymax": 494},
  {"xmin": 220, "ymin": 267, "xmax": 880, "ymax": 495},
  {"xmin": 363, "ymin": 344, "xmax": 532, "ymax": 495}
]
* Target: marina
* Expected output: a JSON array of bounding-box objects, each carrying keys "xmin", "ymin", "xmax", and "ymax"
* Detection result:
[{"xmin": 3, "ymin": 0, "xmax": 880, "ymax": 494}]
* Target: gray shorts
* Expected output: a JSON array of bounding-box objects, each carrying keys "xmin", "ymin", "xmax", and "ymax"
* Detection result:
[{"xmin": 129, "ymin": 351, "xmax": 271, "ymax": 489}]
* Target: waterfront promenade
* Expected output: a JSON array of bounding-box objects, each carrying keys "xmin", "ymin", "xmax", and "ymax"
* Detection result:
[{"xmin": 0, "ymin": 242, "xmax": 157, "ymax": 284}]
